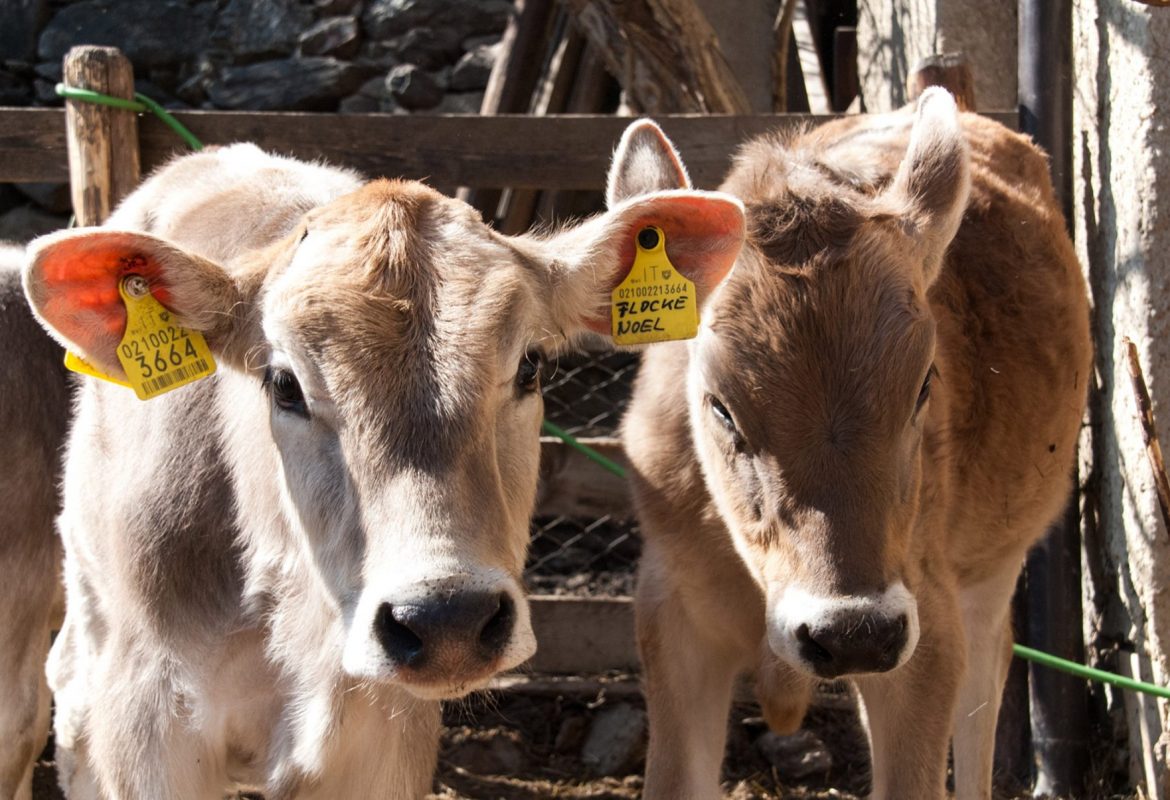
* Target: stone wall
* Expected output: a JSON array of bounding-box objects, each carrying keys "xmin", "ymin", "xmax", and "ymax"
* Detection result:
[
  {"xmin": 0, "ymin": 0, "xmax": 513, "ymax": 241},
  {"xmin": 1074, "ymin": 1, "xmax": 1170, "ymax": 795}
]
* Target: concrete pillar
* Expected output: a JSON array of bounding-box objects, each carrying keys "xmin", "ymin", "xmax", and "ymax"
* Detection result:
[
  {"xmin": 856, "ymin": 0, "xmax": 1016, "ymax": 111},
  {"xmin": 1074, "ymin": 0, "xmax": 1170, "ymax": 795}
]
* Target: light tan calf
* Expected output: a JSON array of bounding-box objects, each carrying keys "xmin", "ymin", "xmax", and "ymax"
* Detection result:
[
  {"xmin": 22, "ymin": 143, "xmax": 744, "ymax": 799},
  {"xmin": 619, "ymin": 91, "xmax": 1091, "ymax": 799},
  {"xmin": 0, "ymin": 243, "xmax": 70, "ymax": 800}
]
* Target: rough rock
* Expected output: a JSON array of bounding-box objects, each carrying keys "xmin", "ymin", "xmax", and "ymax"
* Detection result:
[
  {"xmin": 433, "ymin": 91, "xmax": 483, "ymax": 114},
  {"xmin": 0, "ymin": 0, "xmax": 49, "ymax": 62},
  {"xmin": 553, "ymin": 715, "xmax": 589, "ymax": 754},
  {"xmin": 754, "ymin": 729, "xmax": 833, "ymax": 780},
  {"xmin": 38, "ymin": 0, "xmax": 215, "ymax": 67},
  {"xmin": 210, "ymin": 0, "xmax": 315, "ymax": 62},
  {"xmin": 386, "ymin": 27, "xmax": 462, "ymax": 70},
  {"xmin": 15, "ymin": 183, "xmax": 71, "ymax": 214},
  {"xmin": 450, "ymin": 44, "xmax": 495, "ymax": 91},
  {"xmin": 580, "ymin": 703, "xmax": 647, "ymax": 776},
  {"xmin": 299, "ymin": 17, "xmax": 362, "ymax": 60},
  {"xmin": 444, "ymin": 731, "xmax": 526, "ymax": 774},
  {"xmin": 0, "ymin": 206, "xmax": 66, "ymax": 244},
  {"xmin": 385, "ymin": 63, "xmax": 443, "ymax": 110},
  {"xmin": 363, "ymin": 0, "xmax": 513, "ymax": 42},
  {"xmin": 0, "ymin": 68, "xmax": 33, "ymax": 105},
  {"xmin": 315, "ymin": 0, "xmax": 361, "ymax": 13},
  {"xmin": 338, "ymin": 93, "xmax": 378, "ymax": 113},
  {"xmin": 208, "ymin": 58, "xmax": 365, "ymax": 111}
]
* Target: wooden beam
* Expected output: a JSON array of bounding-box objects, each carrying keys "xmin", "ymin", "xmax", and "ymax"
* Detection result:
[
  {"xmin": 133, "ymin": 112, "xmax": 823, "ymax": 189},
  {"xmin": 526, "ymin": 595, "xmax": 638, "ymax": 673},
  {"xmin": 0, "ymin": 109, "xmax": 1021, "ymax": 188},
  {"xmin": 62, "ymin": 46, "xmax": 141, "ymax": 225},
  {"xmin": 536, "ymin": 435, "xmax": 631, "ymax": 519},
  {"xmin": 791, "ymin": 0, "xmax": 830, "ymax": 115},
  {"xmin": 467, "ymin": 0, "xmax": 558, "ymax": 223},
  {"xmin": 560, "ymin": 0, "xmax": 751, "ymax": 114},
  {"xmin": 0, "ymin": 108, "xmax": 69, "ymax": 182},
  {"xmin": 772, "ymin": 0, "xmax": 798, "ymax": 111}
]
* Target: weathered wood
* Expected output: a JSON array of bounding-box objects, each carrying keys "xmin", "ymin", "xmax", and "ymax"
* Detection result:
[
  {"xmin": 499, "ymin": 17, "xmax": 585, "ymax": 235},
  {"xmin": 560, "ymin": 0, "xmax": 751, "ymax": 114},
  {"xmin": 1125, "ymin": 337, "xmax": 1170, "ymax": 539},
  {"xmin": 0, "ymin": 108, "xmax": 1022, "ymax": 188},
  {"xmin": 527, "ymin": 595, "xmax": 638, "ymax": 673},
  {"xmin": 0, "ymin": 108, "xmax": 68, "ymax": 182},
  {"xmin": 467, "ymin": 0, "xmax": 557, "ymax": 223},
  {"xmin": 908, "ymin": 53, "xmax": 977, "ymax": 112},
  {"xmin": 792, "ymin": 0, "xmax": 830, "ymax": 114},
  {"xmin": 63, "ymin": 46, "xmax": 141, "ymax": 225},
  {"xmin": 832, "ymin": 27, "xmax": 859, "ymax": 112},
  {"xmin": 772, "ymin": 0, "xmax": 799, "ymax": 111},
  {"xmin": 536, "ymin": 435, "xmax": 630, "ymax": 519}
]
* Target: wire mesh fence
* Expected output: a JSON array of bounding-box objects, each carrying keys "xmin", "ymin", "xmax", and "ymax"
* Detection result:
[{"xmin": 526, "ymin": 348, "xmax": 642, "ymax": 595}]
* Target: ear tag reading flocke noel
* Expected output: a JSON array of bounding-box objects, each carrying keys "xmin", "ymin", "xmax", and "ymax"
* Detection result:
[
  {"xmin": 64, "ymin": 274, "xmax": 217, "ymax": 400},
  {"xmin": 610, "ymin": 226, "xmax": 699, "ymax": 346}
]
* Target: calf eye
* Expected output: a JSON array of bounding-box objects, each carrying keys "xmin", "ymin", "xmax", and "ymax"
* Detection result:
[
  {"xmin": 915, "ymin": 364, "xmax": 938, "ymax": 415},
  {"xmin": 516, "ymin": 349, "xmax": 544, "ymax": 394},
  {"xmin": 264, "ymin": 367, "xmax": 308, "ymax": 418},
  {"xmin": 709, "ymin": 395, "xmax": 738, "ymax": 435}
]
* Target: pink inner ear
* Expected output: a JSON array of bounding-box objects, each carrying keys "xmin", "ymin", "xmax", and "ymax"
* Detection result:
[
  {"xmin": 580, "ymin": 194, "xmax": 744, "ymax": 336},
  {"xmin": 614, "ymin": 196, "xmax": 745, "ymax": 291},
  {"xmin": 37, "ymin": 236, "xmax": 167, "ymax": 346}
]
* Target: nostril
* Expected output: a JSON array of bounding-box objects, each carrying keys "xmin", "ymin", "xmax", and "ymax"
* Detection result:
[
  {"xmin": 374, "ymin": 603, "xmax": 425, "ymax": 667},
  {"xmin": 478, "ymin": 592, "xmax": 514, "ymax": 657},
  {"xmin": 795, "ymin": 623, "xmax": 833, "ymax": 665}
]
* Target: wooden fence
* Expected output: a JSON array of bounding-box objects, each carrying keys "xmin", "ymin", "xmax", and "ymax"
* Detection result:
[{"xmin": 0, "ymin": 46, "xmax": 1016, "ymax": 675}]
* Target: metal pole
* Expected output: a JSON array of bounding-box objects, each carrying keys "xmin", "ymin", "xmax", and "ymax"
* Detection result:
[{"xmin": 1018, "ymin": 1, "xmax": 1090, "ymax": 795}]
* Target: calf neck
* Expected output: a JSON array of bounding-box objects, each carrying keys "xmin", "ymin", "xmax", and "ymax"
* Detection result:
[
  {"xmin": 23, "ymin": 143, "xmax": 744, "ymax": 798},
  {"xmin": 620, "ymin": 92, "xmax": 1091, "ymax": 799}
]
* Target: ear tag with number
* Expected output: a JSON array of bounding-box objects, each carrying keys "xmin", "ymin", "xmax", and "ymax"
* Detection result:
[
  {"xmin": 112, "ymin": 274, "xmax": 217, "ymax": 400},
  {"xmin": 610, "ymin": 226, "xmax": 699, "ymax": 345}
]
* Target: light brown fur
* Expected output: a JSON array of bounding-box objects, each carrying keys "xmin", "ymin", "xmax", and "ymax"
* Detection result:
[
  {"xmin": 621, "ymin": 94, "xmax": 1091, "ymax": 799},
  {"xmin": 21, "ymin": 143, "xmax": 745, "ymax": 799}
]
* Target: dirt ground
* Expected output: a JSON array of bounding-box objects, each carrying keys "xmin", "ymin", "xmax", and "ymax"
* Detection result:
[{"xmin": 34, "ymin": 672, "xmax": 1131, "ymax": 800}]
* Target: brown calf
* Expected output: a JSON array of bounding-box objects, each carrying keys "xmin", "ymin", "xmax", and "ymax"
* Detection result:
[{"xmin": 618, "ymin": 90, "xmax": 1091, "ymax": 798}]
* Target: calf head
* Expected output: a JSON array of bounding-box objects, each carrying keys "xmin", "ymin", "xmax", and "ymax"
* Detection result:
[
  {"xmin": 25, "ymin": 171, "xmax": 743, "ymax": 698},
  {"xmin": 615, "ymin": 91, "xmax": 970, "ymax": 679}
]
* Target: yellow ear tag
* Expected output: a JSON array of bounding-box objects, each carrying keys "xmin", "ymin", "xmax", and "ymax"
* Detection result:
[
  {"xmin": 113, "ymin": 275, "xmax": 217, "ymax": 400},
  {"xmin": 64, "ymin": 350, "xmax": 131, "ymax": 387},
  {"xmin": 610, "ymin": 226, "xmax": 699, "ymax": 345}
]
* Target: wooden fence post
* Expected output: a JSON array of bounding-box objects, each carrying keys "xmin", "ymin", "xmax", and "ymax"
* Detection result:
[{"xmin": 63, "ymin": 45, "xmax": 141, "ymax": 226}]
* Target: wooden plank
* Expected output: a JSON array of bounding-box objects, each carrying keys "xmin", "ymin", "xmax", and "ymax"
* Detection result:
[
  {"xmin": 527, "ymin": 595, "xmax": 638, "ymax": 673},
  {"xmin": 136, "ymin": 112, "xmax": 804, "ymax": 190},
  {"xmin": 536, "ymin": 435, "xmax": 630, "ymax": 519},
  {"xmin": 466, "ymin": 0, "xmax": 558, "ymax": 221},
  {"xmin": 0, "ymin": 108, "xmax": 70, "ymax": 182},
  {"xmin": 0, "ymin": 108, "xmax": 1023, "ymax": 188},
  {"xmin": 792, "ymin": 0, "xmax": 830, "ymax": 114},
  {"xmin": 562, "ymin": 0, "xmax": 751, "ymax": 114}
]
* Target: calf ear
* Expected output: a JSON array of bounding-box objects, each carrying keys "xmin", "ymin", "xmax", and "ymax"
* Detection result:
[
  {"xmin": 885, "ymin": 87, "xmax": 971, "ymax": 284},
  {"xmin": 24, "ymin": 229, "xmax": 248, "ymax": 379},
  {"xmin": 540, "ymin": 188, "xmax": 745, "ymax": 339},
  {"xmin": 606, "ymin": 119, "xmax": 692, "ymax": 206}
]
